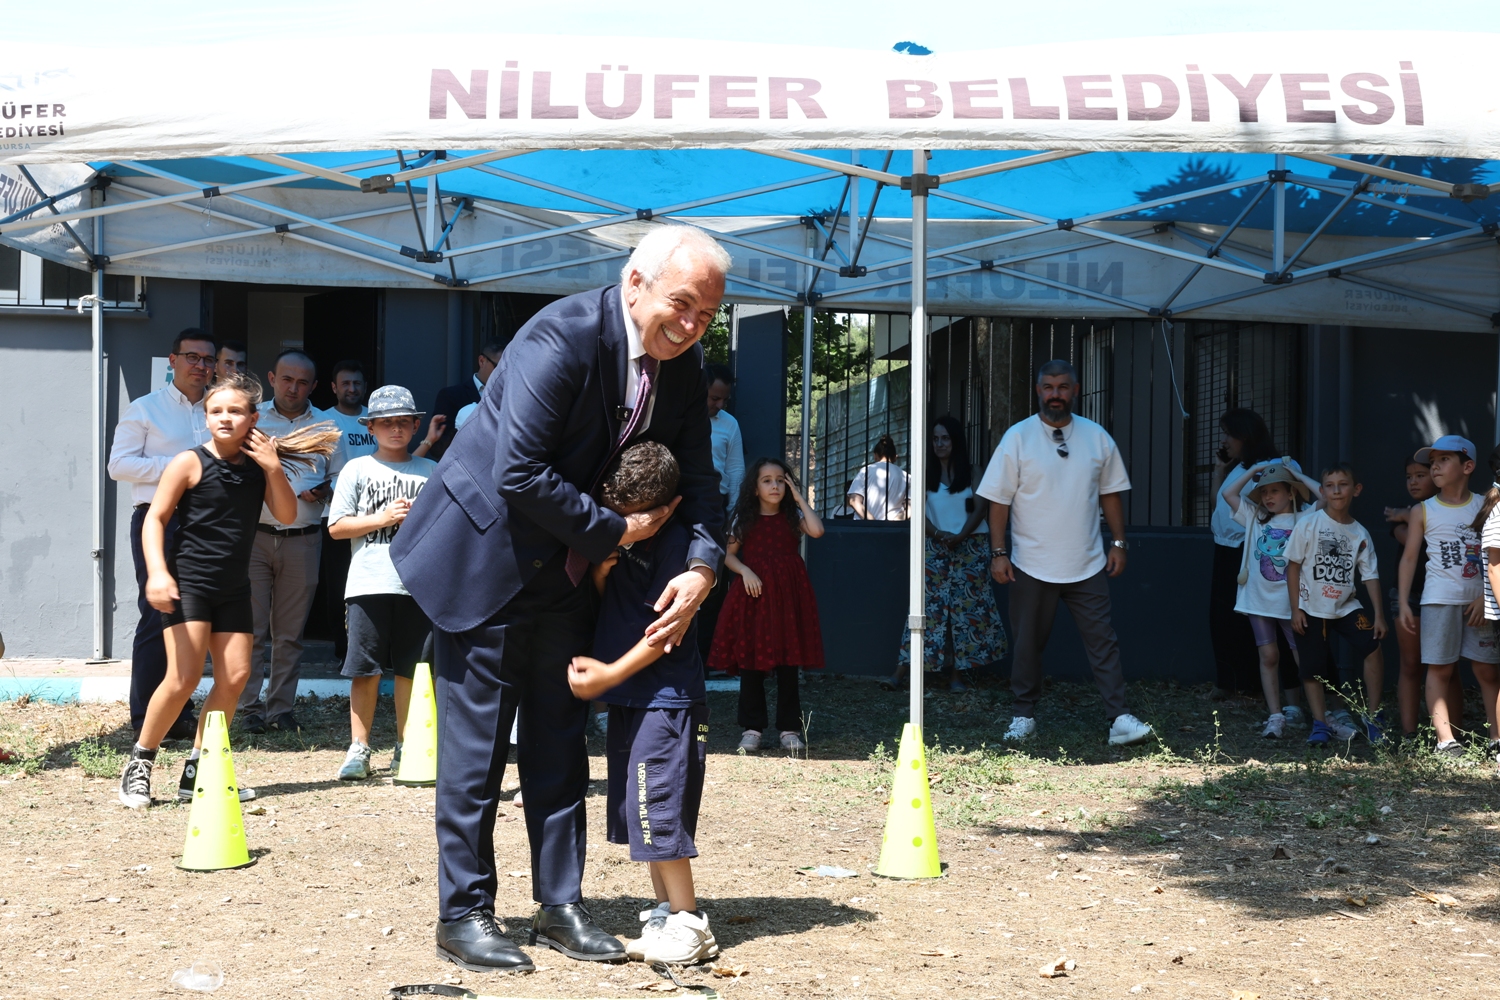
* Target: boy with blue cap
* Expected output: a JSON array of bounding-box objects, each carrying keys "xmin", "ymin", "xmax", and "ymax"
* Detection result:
[
  {"xmin": 328, "ymin": 386, "xmax": 438, "ymax": 779},
  {"xmin": 1396, "ymin": 434, "xmax": 1499, "ymax": 758}
]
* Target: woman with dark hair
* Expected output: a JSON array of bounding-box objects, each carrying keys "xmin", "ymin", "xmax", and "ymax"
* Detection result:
[
  {"xmin": 1210, "ymin": 408, "xmax": 1304, "ymax": 714},
  {"xmin": 888, "ymin": 416, "xmax": 1007, "ymax": 692},
  {"xmin": 846, "ymin": 434, "xmax": 909, "ymax": 520}
]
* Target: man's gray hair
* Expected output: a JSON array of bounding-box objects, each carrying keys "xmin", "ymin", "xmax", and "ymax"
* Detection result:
[
  {"xmin": 620, "ymin": 225, "xmax": 732, "ymax": 286},
  {"xmin": 1036, "ymin": 359, "xmax": 1078, "ymax": 384}
]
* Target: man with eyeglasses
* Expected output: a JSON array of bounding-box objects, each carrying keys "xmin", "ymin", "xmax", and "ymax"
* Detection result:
[
  {"xmin": 107, "ymin": 328, "xmax": 219, "ymax": 741},
  {"xmin": 427, "ymin": 339, "xmax": 506, "ymax": 461},
  {"xmin": 976, "ymin": 359, "xmax": 1154, "ymax": 749}
]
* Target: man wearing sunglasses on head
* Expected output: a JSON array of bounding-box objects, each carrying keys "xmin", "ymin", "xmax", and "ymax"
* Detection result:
[
  {"xmin": 107, "ymin": 328, "xmax": 220, "ymax": 743},
  {"xmin": 976, "ymin": 359, "xmax": 1154, "ymax": 749}
]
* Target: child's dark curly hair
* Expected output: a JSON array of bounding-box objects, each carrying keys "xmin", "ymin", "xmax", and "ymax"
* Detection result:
[
  {"xmin": 600, "ymin": 441, "xmax": 680, "ymax": 512},
  {"xmin": 729, "ymin": 456, "xmax": 802, "ymax": 540}
]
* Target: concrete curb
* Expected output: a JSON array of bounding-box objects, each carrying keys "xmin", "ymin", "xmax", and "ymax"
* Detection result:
[{"xmin": 0, "ymin": 676, "xmax": 740, "ymax": 705}]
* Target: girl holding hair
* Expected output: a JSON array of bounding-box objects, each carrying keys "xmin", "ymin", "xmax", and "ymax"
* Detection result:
[
  {"xmin": 891, "ymin": 415, "xmax": 1007, "ymax": 693},
  {"xmin": 846, "ymin": 434, "xmax": 909, "ymax": 520},
  {"xmin": 709, "ymin": 458, "xmax": 825, "ymax": 753},
  {"xmin": 1222, "ymin": 460, "xmax": 1329, "ymax": 740},
  {"xmin": 119, "ymin": 374, "xmax": 339, "ymax": 809}
]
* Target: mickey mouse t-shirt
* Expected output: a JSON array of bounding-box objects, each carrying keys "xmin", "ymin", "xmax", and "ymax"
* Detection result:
[
  {"xmin": 1420, "ymin": 492, "xmax": 1484, "ymax": 605},
  {"xmin": 1233, "ymin": 501, "xmax": 1313, "ymax": 619},
  {"xmin": 1285, "ymin": 510, "xmax": 1378, "ymax": 620}
]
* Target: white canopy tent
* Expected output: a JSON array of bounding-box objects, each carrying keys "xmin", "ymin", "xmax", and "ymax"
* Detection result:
[{"xmin": 2, "ymin": 31, "xmax": 1498, "ymax": 734}]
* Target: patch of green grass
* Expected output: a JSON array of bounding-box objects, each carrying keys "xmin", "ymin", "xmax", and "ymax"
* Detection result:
[
  {"xmin": 1306, "ymin": 810, "xmax": 1332, "ymax": 829},
  {"xmin": 70, "ymin": 737, "xmax": 126, "ymax": 778}
]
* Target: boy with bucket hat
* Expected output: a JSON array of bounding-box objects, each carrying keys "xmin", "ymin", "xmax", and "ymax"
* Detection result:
[
  {"xmin": 327, "ymin": 386, "xmax": 439, "ymax": 780},
  {"xmin": 1397, "ymin": 434, "xmax": 1499, "ymax": 759}
]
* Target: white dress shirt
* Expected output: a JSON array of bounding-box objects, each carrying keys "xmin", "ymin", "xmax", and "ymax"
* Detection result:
[
  {"xmin": 107, "ymin": 382, "xmax": 210, "ymax": 505},
  {"xmin": 621, "ymin": 292, "xmax": 657, "ymax": 430},
  {"xmin": 256, "ymin": 400, "xmax": 332, "ymax": 528},
  {"xmin": 710, "ymin": 410, "xmax": 745, "ymax": 499}
]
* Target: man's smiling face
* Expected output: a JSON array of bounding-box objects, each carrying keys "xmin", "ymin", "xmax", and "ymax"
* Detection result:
[{"xmin": 623, "ymin": 248, "xmax": 725, "ymax": 362}]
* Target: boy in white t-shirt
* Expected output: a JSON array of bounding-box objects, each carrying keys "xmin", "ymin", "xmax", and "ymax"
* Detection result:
[
  {"xmin": 1397, "ymin": 434, "xmax": 1499, "ymax": 759},
  {"xmin": 328, "ymin": 386, "xmax": 438, "ymax": 780},
  {"xmin": 1286, "ymin": 464, "xmax": 1388, "ymax": 747}
]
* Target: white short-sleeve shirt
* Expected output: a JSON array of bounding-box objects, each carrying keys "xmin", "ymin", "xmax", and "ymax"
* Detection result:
[
  {"xmin": 975, "ymin": 414, "xmax": 1131, "ymax": 584},
  {"xmin": 1285, "ymin": 509, "xmax": 1378, "ymax": 620},
  {"xmin": 1481, "ymin": 504, "xmax": 1500, "ymax": 620}
]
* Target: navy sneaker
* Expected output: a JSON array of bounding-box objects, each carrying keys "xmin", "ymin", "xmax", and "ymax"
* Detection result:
[
  {"xmin": 1307, "ymin": 720, "xmax": 1333, "ymax": 747},
  {"xmin": 1364, "ymin": 712, "xmax": 1388, "ymax": 745}
]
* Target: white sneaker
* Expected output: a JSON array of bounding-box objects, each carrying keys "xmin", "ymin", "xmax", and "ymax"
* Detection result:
[
  {"xmin": 625, "ymin": 901, "xmax": 670, "ymax": 961},
  {"xmin": 1261, "ymin": 713, "xmax": 1286, "ymax": 739},
  {"xmin": 1282, "ymin": 705, "xmax": 1307, "ymax": 727},
  {"xmin": 1327, "ymin": 718, "xmax": 1358, "ymax": 741},
  {"xmin": 737, "ymin": 730, "xmax": 762, "ymax": 753},
  {"xmin": 1108, "ymin": 713, "xmax": 1155, "ymax": 746},
  {"xmin": 779, "ymin": 731, "xmax": 806, "ymax": 752},
  {"xmin": 338, "ymin": 742, "xmax": 372, "ymax": 781},
  {"xmin": 642, "ymin": 909, "xmax": 719, "ymax": 965},
  {"xmin": 1003, "ymin": 716, "xmax": 1036, "ymax": 742}
]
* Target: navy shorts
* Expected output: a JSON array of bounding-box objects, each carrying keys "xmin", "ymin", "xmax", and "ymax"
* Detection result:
[
  {"xmin": 606, "ymin": 703, "xmax": 709, "ymax": 862},
  {"xmin": 1296, "ymin": 607, "xmax": 1381, "ymax": 683},
  {"xmin": 341, "ymin": 594, "xmax": 431, "ymax": 680},
  {"xmin": 161, "ymin": 588, "xmax": 253, "ymax": 634}
]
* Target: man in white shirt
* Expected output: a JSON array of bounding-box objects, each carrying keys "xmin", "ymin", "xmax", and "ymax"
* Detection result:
[
  {"xmin": 978, "ymin": 360, "xmax": 1154, "ymax": 747},
  {"xmin": 107, "ymin": 328, "xmax": 219, "ymax": 740},
  {"xmin": 698, "ymin": 364, "xmax": 743, "ymax": 665},
  {"xmin": 236, "ymin": 350, "xmax": 333, "ymax": 734},
  {"xmin": 320, "ymin": 360, "xmax": 375, "ymax": 661}
]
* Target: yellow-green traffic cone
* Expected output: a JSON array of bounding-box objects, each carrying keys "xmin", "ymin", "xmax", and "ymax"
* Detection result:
[
  {"xmin": 394, "ymin": 662, "xmax": 438, "ymax": 787},
  {"xmin": 178, "ymin": 711, "xmax": 254, "ymax": 871},
  {"xmin": 874, "ymin": 722, "xmax": 941, "ymax": 879}
]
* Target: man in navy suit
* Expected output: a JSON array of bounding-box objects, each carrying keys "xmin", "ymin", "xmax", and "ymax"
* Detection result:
[{"xmin": 392, "ymin": 225, "xmax": 730, "ymax": 973}]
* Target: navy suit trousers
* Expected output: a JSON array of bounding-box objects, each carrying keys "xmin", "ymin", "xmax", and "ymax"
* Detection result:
[
  {"xmin": 128, "ymin": 505, "xmax": 195, "ymax": 734},
  {"xmin": 433, "ymin": 551, "xmax": 594, "ymax": 920}
]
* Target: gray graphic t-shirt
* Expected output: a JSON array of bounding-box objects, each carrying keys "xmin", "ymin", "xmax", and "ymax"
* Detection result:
[{"xmin": 329, "ymin": 454, "xmax": 437, "ymax": 598}]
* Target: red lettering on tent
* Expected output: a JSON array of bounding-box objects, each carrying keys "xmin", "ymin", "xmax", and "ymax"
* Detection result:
[
  {"xmin": 655, "ymin": 75, "xmax": 699, "ymax": 119},
  {"xmin": 1009, "ymin": 78, "xmax": 1059, "ymax": 120},
  {"xmin": 1122, "ymin": 75, "xmax": 1179, "ymax": 121},
  {"xmin": 1064, "ymin": 75, "xmax": 1116, "ymax": 120},
  {"xmin": 429, "ymin": 69, "xmax": 488, "ymax": 119},
  {"xmin": 768, "ymin": 78, "xmax": 825, "ymax": 119},
  {"xmin": 710, "ymin": 76, "xmax": 759, "ymax": 119},
  {"xmin": 531, "ymin": 72, "xmax": 578, "ymax": 119},
  {"xmin": 585, "ymin": 72, "xmax": 642, "ymax": 119},
  {"xmin": 1399, "ymin": 63, "xmax": 1424, "ymax": 125},
  {"xmin": 1340, "ymin": 74, "xmax": 1395, "ymax": 125},
  {"xmin": 1282, "ymin": 73, "xmax": 1336, "ymax": 123},
  {"xmin": 950, "ymin": 80, "xmax": 1004, "ymax": 119},
  {"xmin": 1212, "ymin": 73, "xmax": 1272, "ymax": 122},
  {"xmin": 887, "ymin": 80, "xmax": 941, "ymax": 119}
]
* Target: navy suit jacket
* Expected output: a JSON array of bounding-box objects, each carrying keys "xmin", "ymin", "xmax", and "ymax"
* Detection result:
[
  {"xmin": 391, "ymin": 284, "xmax": 725, "ymax": 633},
  {"xmin": 427, "ymin": 378, "xmax": 482, "ymax": 461}
]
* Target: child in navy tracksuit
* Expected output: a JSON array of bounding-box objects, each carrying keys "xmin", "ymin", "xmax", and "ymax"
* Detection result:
[{"xmin": 567, "ymin": 441, "xmax": 717, "ymax": 967}]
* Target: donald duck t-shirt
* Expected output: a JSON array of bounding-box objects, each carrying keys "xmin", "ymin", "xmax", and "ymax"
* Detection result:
[{"xmin": 1233, "ymin": 501, "xmax": 1315, "ymax": 620}]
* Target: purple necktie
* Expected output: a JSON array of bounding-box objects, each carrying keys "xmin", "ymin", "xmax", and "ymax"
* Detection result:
[{"xmin": 565, "ymin": 356, "xmax": 658, "ymax": 586}]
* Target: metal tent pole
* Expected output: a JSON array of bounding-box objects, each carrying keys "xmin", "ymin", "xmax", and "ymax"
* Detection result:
[
  {"xmin": 800, "ymin": 237, "xmax": 815, "ymax": 514},
  {"xmin": 1272, "ymin": 154, "xmax": 1286, "ymax": 274},
  {"xmin": 91, "ymin": 215, "xmax": 106, "ymax": 661},
  {"xmin": 908, "ymin": 149, "xmax": 929, "ymax": 733}
]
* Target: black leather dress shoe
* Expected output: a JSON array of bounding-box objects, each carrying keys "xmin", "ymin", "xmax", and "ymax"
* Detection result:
[
  {"xmin": 436, "ymin": 909, "xmax": 535, "ymax": 973},
  {"xmin": 529, "ymin": 903, "xmax": 626, "ymax": 962}
]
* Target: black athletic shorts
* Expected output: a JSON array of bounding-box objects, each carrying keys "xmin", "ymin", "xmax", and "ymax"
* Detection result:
[
  {"xmin": 1296, "ymin": 607, "xmax": 1381, "ymax": 683},
  {"xmin": 161, "ymin": 588, "xmax": 254, "ymax": 634},
  {"xmin": 341, "ymin": 593, "xmax": 432, "ymax": 680},
  {"xmin": 606, "ymin": 703, "xmax": 709, "ymax": 862}
]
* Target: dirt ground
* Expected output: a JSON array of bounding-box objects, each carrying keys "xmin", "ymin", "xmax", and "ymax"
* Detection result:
[{"xmin": 2, "ymin": 672, "xmax": 1499, "ymax": 1000}]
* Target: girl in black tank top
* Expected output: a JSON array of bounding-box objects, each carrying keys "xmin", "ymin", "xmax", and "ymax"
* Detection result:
[{"xmin": 121, "ymin": 374, "xmax": 337, "ymax": 812}]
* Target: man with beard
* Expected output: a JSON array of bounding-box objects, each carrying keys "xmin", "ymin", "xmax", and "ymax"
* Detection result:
[{"xmin": 976, "ymin": 359, "xmax": 1154, "ymax": 747}]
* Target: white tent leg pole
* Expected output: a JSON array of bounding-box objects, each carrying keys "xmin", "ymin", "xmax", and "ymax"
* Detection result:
[
  {"xmin": 91, "ymin": 216, "xmax": 106, "ymax": 661},
  {"xmin": 425, "ymin": 173, "xmax": 439, "ymax": 249},
  {"xmin": 849, "ymin": 151, "xmax": 861, "ymax": 255},
  {"xmin": 908, "ymin": 149, "xmax": 929, "ymax": 735},
  {"xmin": 1272, "ymin": 153, "xmax": 1286, "ymax": 274},
  {"xmin": 800, "ymin": 242, "xmax": 814, "ymax": 500}
]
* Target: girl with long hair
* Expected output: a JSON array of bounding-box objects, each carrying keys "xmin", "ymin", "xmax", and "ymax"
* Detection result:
[
  {"xmin": 708, "ymin": 458, "xmax": 825, "ymax": 753},
  {"xmin": 846, "ymin": 434, "xmax": 909, "ymax": 520},
  {"xmin": 119, "ymin": 374, "xmax": 339, "ymax": 810},
  {"xmin": 890, "ymin": 415, "xmax": 1008, "ymax": 692}
]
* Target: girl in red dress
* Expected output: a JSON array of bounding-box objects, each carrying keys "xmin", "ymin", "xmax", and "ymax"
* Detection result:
[{"xmin": 709, "ymin": 457, "xmax": 825, "ymax": 754}]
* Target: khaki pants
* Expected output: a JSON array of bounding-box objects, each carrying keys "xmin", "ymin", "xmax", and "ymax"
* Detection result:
[
  {"xmin": 1008, "ymin": 567, "xmax": 1128, "ymax": 721},
  {"xmin": 239, "ymin": 530, "xmax": 322, "ymax": 721}
]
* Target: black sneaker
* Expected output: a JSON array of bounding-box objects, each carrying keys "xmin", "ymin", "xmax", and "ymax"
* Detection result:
[
  {"xmin": 118, "ymin": 757, "xmax": 153, "ymax": 810},
  {"xmin": 177, "ymin": 757, "xmax": 199, "ymax": 801},
  {"xmin": 1435, "ymin": 739, "xmax": 1466, "ymax": 759},
  {"xmin": 267, "ymin": 712, "xmax": 302, "ymax": 734},
  {"xmin": 240, "ymin": 714, "xmax": 268, "ymax": 735},
  {"xmin": 166, "ymin": 715, "xmax": 199, "ymax": 742}
]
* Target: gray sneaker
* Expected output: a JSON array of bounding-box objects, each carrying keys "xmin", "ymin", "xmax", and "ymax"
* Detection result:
[
  {"xmin": 738, "ymin": 730, "xmax": 762, "ymax": 753},
  {"xmin": 779, "ymin": 731, "xmax": 806, "ymax": 752},
  {"xmin": 338, "ymin": 742, "xmax": 372, "ymax": 781},
  {"xmin": 389, "ymin": 741, "xmax": 402, "ymax": 774}
]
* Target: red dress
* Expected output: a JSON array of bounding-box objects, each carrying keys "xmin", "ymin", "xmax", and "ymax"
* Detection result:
[{"xmin": 709, "ymin": 513, "xmax": 825, "ymax": 674}]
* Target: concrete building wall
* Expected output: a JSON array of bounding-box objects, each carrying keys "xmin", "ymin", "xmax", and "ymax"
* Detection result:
[{"xmin": 0, "ymin": 277, "xmax": 201, "ymax": 658}]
